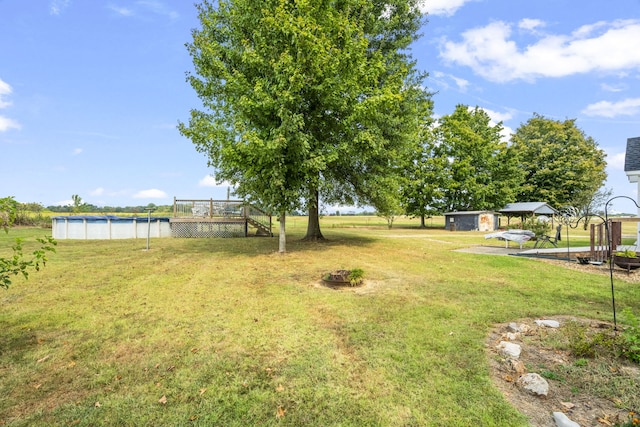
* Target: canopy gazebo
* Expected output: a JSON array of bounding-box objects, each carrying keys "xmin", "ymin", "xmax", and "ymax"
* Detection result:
[{"xmin": 499, "ymin": 202, "xmax": 558, "ymax": 226}]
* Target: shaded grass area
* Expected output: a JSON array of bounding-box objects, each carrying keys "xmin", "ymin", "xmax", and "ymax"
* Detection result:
[{"xmin": 1, "ymin": 222, "xmax": 639, "ymax": 426}]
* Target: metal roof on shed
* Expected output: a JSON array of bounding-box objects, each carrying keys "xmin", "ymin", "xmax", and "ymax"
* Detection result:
[
  {"xmin": 499, "ymin": 202, "xmax": 557, "ymax": 215},
  {"xmin": 443, "ymin": 211, "xmax": 497, "ymax": 216}
]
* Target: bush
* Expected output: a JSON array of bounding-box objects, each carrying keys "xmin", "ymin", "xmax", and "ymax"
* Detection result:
[
  {"xmin": 563, "ymin": 320, "xmax": 622, "ymax": 359},
  {"xmin": 1, "ymin": 196, "xmax": 57, "ymax": 289},
  {"xmin": 521, "ymin": 216, "xmax": 552, "ymax": 237},
  {"xmin": 620, "ymin": 308, "xmax": 640, "ymax": 364}
]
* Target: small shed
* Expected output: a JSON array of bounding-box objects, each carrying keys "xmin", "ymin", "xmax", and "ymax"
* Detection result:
[
  {"xmin": 443, "ymin": 211, "xmax": 499, "ymax": 232},
  {"xmin": 499, "ymin": 202, "xmax": 558, "ymax": 225}
]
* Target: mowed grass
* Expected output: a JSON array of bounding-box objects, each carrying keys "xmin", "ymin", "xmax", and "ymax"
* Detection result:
[{"xmin": 1, "ymin": 217, "xmax": 639, "ymax": 426}]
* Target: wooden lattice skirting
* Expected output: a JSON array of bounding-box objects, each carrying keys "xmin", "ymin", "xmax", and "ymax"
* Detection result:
[{"xmin": 169, "ymin": 219, "xmax": 247, "ymax": 238}]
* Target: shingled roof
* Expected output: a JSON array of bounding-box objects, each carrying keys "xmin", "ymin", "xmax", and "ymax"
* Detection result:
[
  {"xmin": 625, "ymin": 137, "xmax": 640, "ymax": 182},
  {"xmin": 625, "ymin": 137, "xmax": 640, "ymax": 172}
]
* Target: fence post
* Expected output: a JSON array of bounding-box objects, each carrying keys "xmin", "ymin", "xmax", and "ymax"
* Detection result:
[{"xmin": 609, "ymin": 221, "xmax": 621, "ymax": 253}]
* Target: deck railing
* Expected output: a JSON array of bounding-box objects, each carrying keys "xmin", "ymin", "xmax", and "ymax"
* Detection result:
[
  {"xmin": 173, "ymin": 198, "xmax": 245, "ymax": 219},
  {"xmin": 172, "ymin": 198, "xmax": 272, "ymax": 236}
]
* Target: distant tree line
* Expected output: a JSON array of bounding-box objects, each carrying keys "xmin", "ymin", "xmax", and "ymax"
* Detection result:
[
  {"xmin": 10, "ymin": 201, "xmax": 174, "ymax": 227},
  {"xmin": 44, "ymin": 203, "xmax": 173, "ymax": 214}
]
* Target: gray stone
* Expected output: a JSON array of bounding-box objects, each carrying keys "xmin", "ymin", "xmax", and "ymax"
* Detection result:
[
  {"xmin": 517, "ymin": 373, "xmax": 549, "ymax": 396},
  {"xmin": 497, "ymin": 341, "xmax": 521, "ymax": 359},
  {"xmin": 519, "ymin": 323, "xmax": 531, "ymax": 333},
  {"xmin": 553, "ymin": 411, "xmax": 580, "ymax": 427},
  {"xmin": 507, "ymin": 322, "xmax": 520, "ymax": 332},
  {"xmin": 505, "ymin": 332, "xmax": 519, "ymax": 341},
  {"xmin": 535, "ymin": 319, "xmax": 560, "ymax": 328}
]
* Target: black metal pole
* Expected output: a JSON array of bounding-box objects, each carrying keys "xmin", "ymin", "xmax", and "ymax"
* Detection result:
[{"xmin": 604, "ymin": 195, "xmax": 640, "ymax": 330}]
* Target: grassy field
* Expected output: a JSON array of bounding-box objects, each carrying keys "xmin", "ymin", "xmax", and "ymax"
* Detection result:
[{"xmin": 1, "ymin": 217, "xmax": 639, "ymax": 426}]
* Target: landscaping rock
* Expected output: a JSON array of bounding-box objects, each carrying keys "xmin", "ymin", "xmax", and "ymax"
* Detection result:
[
  {"xmin": 497, "ymin": 341, "xmax": 521, "ymax": 359},
  {"xmin": 507, "ymin": 322, "xmax": 520, "ymax": 332},
  {"xmin": 552, "ymin": 411, "xmax": 580, "ymax": 427},
  {"xmin": 505, "ymin": 332, "xmax": 519, "ymax": 341},
  {"xmin": 519, "ymin": 323, "xmax": 531, "ymax": 333},
  {"xmin": 535, "ymin": 319, "xmax": 560, "ymax": 328},
  {"xmin": 517, "ymin": 373, "xmax": 549, "ymax": 396},
  {"xmin": 506, "ymin": 359, "xmax": 526, "ymax": 375}
]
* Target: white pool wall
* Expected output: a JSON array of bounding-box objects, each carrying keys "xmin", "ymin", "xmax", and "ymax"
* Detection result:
[{"xmin": 52, "ymin": 216, "xmax": 171, "ymax": 240}]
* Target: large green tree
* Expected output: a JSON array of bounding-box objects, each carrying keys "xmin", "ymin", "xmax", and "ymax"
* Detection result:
[
  {"xmin": 401, "ymin": 116, "xmax": 445, "ymax": 227},
  {"xmin": 429, "ymin": 105, "xmax": 522, "ymax": 212},
  {"xmin": 511, "ymin": 114, "xmax": 607, "ymax": 208},
  {"xmin": 179, "ymin": 0, "xmax": 428, "ymax": 251}
]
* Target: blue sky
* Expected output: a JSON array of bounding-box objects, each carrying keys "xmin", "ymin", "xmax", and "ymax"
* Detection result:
[{"xmin": 1, "ymin": 0, "xmax": 639, "ymax": 214}]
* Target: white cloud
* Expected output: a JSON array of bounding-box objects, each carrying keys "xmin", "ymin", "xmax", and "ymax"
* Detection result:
[
  {"xmin": 474, "ymin": 107, "xmax": 514, "ymax": 142},
  {"xmin": 89, "ymin": 187, "xmax": 105, "ymax": 196},
  {"xmin": 418, "ymin": 0, "xmax": 476, "ymax": 17},
  {"xmin": 198, "ymin": 175, "xmax": 233, "ymax": 188},
  {"xmin": 108, "ymin": 5, "xmax": 134, "ymax": 16},
  {"xmin": 581, "ymin": 98, "xmax": 640, "ymax": 118},
  {"xmin": 451, "ymin": 76, "xmax": 469, "ymax": 92},
  {"xmin": 72, "ymin": 148, "xmax": 83, "ymax": 155},
  {"xmin": 0, "ymin": 116, "xmax": 21, "ymax": 132},
  {"xmin": 50, "ymin": 0, "xmax": 71, "ymax": 15},
  {"xmin": 479, "ymin": 107, "xmax": 513, "ymax": 123},
  {"xmin": 133, "ymin": 189, "xmax": 168, "ymax": 199},
  {"xmin": 0, "ymin": 78, "xmax": 13, "ymax": 109},
  {"xmin": 109, "ymin": 1, "xmax": 177, "ymax": 20},
  {"xmin": 136, "ymin": 0, "xmax": 179, "ymax": 20},
  {"xmin": 431, "ymin": 71, "xmax": 469, "ymax": 92},
  {"xmin": 500, "ymin": 125, "xmax": 514, "ymax": 142},
  {"xmin": 518, "ymin": 18, "xmax": 545, "ymax": 32},
  {"xmin": 601, "ymin": 83, "xmax": 627, "ymax": 92},
  {"xmin": 440, "ymin": 19, "xmax": 640, "ymax": 82},
  {"xmin": 0, "ymin": 78, "xmax": 21, "ymax": 132},
  {"xmin": 608, "ymin": 151, "xmax": 626, "ymax": 170}
]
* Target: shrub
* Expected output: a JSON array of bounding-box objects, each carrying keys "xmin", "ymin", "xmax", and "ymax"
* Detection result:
[
  {"xmin": 563, "ymin": 320, "xmax": 622, "ymax": 359},
  {"xmin": 521, "ymin": 216, "xmax": 551, "ymax": 237},
  {"xmin": 616, "ymin": 249, "xmax": 638, "ymax": 258},
  {"xmin": 620, "ymin": 308, "xmax": 640, "ymax": 364},
  {"xmin": 348, "ymin": 268, "xmax": 364, "ymax": 286}
]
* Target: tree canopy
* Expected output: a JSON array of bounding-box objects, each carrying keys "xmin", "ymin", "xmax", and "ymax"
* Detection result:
[
  {"xmin": 510, "ymin": 114, "xmax": 607, "ymax": 208},
  {"xmin": 179, "ymin": 0, "xmax": 430, "ymax": 250},
  {"xmin": 401, "ymin": 116, "xmax": 444, "ymax": 226},
  {"xmin": 428, "ymin": 105, "xmax": 522, "ymax": 212}
]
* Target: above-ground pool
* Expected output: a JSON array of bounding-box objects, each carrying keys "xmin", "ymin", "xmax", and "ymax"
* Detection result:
[{"xmin": 52, "ymin": 216, "xmax": 171, "ymax": 240}]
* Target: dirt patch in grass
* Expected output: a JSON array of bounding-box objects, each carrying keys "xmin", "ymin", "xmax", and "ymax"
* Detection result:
[
  {"xmin": 487, "ymin": 316, "xmax": 640, "ymax": 427},
  {"xmin": 309, "ymin": 279, "xmax": 385, "ymax": 295}
]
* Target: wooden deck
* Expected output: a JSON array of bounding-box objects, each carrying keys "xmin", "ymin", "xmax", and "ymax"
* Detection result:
[{"xmin": 170, "ymin": 198, "xmax": 272, "ymax": 238}]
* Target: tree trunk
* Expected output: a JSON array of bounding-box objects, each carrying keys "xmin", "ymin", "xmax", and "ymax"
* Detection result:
[
  {"xmin": 279, "ymin": 213, "xmax": 286, "ymax": 254},
  {"xmin": 420, "ymin": 214, "xmax": 426, "ymax": 228},
  {"xmin": 303, "ymin": 189, "xmax": 325, "ymax": 241}
]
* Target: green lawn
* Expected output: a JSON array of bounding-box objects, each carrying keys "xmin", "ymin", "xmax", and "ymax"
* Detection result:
[{"xmin": 1, "ymin": 217, "xmax": 639, "ymax": 426}]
